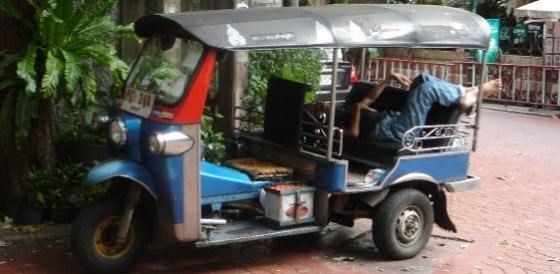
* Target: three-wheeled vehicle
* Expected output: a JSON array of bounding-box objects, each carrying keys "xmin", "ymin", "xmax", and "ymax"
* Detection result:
[{"xmin": 72, "ymin": 4, "xmax": 491, "ymax": 273}]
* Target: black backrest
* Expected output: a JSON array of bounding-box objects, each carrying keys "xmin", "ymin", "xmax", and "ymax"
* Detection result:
[
  {"xmin": 422, "ymin": 103, "xmax": 466, "ymax": 148},
  {"xmin": 263, "ymin": 78, "xmax": 311, "ymax": 149},
  {"xmin": 345, "ymin": 81, "xmax": 464, "ymax": 125},
  {"xmin": 343, "ymin": 81, "xmax": 408, "ymax": 112},
  {"xmin": 370, "ymin": 86, "xmax": 408, "ymax": 112},
  {"xmin": 425, "ymin": 104, "xmax": 464, "ymax": 125}
]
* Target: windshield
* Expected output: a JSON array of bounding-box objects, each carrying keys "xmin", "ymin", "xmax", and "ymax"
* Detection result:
[{"xmin": 125, "ymin": 37, "xmax": 204, "ymax": 106}]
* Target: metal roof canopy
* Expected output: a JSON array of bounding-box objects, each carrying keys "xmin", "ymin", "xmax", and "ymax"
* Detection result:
[{"xmin": 135, "ymin": 4, "xmax": 491, "ymax": 51}]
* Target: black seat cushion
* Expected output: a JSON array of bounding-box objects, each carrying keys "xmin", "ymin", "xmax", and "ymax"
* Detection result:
[
  {"xmin": 343, "ymin": 137, "xmax": 402, "ymax": 166},
  {"xmin": 342, "ymin": 81, "xmax": 408, "ymax": 112}
]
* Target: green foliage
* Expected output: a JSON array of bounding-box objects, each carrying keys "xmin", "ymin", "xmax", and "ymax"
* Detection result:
[
  {"xmin": 24, "ymin": 162, "xmax": 108, "ymax": 209},
  {"xmin": 475, "ymin": 0, "xmax": 509, "ymax": 19},
  {"xmin": 0, "ymin": 0, "xmax": 135, "ymax": 141},
  {"xmin": 446, "ymin": 0, "xmax": 509, "ymax": 17},
  {"xmin": 244, "ymin": 49, "xmax": 322, "ymax": 130},
  {"xmin": 57, "ymin": 104, "xmax": 107, "ymax": 143},
  {"xmin": 202, "ymin": 113, "xmax": 226, "ymax": 164}
]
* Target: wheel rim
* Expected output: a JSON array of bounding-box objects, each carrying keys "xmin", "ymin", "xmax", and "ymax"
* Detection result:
[
  {"xmin": 395, "ymin": 205, "xmax": 423, "ymax": 246},
  {"xmin": 93, "ymin": 216, "xmax": 135, "ymax": 260}
]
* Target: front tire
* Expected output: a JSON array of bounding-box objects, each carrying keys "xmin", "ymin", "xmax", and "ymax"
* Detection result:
[
  {"xmin": 71, "ymin": 201, "xmax": 149, "ymax": 273},
  {"xmin": 372, "ymin": 189, "xmax": 434, "ymax": 260}
]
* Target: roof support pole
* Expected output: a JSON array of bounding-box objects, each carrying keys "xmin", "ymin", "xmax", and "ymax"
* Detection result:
[
  {"xmin": 471, "ymin": 0, "xmax": 478, "ymax": 13},
  {"xmin": 472, "ymin": 50, "xmax": 487, "ymax": 152},
  {"xmin": 216, "ymin": 0, "xmax": 249, "ymax": 141},
  {"xmin": 360, "ymin": 48, "xmax": 367, "ymax": 80},
  {"xmin": 327, "ymin": 49, "xmax": 339, "ymax": 161}
]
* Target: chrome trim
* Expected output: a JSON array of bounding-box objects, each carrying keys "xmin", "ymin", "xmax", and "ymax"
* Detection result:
[
  {"xmin": 400, "ymin": 124, "xmax": 471, "ymax": 153},
  {"xmin": 335, "ymin": 127, "xmax": 344, "ymax": 157},
  {"xmin": 326, "ymin": 48, "xmax": 339, "ymax": 160},
  {"xmin": 92, "ymin": 114, "xmax": 109, "ymax": 130},
  {"xmin": 300, "ymin": 124, "xmax": 344, "ymax": 157},
  {"xmin": 109, "ymin": 117, "xmax": 127, "ymax": 145},
  {"xmin": 150, "ymin": 131, "xmax": 194, "ymax": 156},
  {"xmin": 392, "ymin": 172, "xmax": 437, "ymax": 184},
  {"xmin": 195, "ymin": 223, "xmax": 322, "ymax": 248},
  {"xmin": 443, "ymin": 175, "xmax": 480, "ymax": 192},
  {"xmin": 201, "ymin": 219, "xmax": 227, "ymax": 225}
]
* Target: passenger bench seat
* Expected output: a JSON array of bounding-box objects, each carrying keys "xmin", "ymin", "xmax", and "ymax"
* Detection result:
[{"xmin": 341, "ymin": 82, "xmax": 466, "ymax": 166}]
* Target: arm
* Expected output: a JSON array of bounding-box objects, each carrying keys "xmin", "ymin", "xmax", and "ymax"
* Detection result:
[
  {"xmin": 345, "ymin": 80, "xmax": 389, "ymax": 137},
  {"xmin": 359, "ymin": 72, "xmax": 411, "ymax": 108},
  {"xmin": 358, "ymin": 78, "xmax": 390, "ymax": 108}
]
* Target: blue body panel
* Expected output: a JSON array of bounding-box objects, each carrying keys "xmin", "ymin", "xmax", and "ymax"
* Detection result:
[
  {"xmin": 140, "ymin": 120, "xmax": 185, "ymax": 224},
  {"xmin": 315, "ymin": 160, "xmax": 347, "ymax": 192},
  {"xmin": 201, "ymin": 161, "xmax": 270, "ymax": 204},
  {"xmin": 382, "ymin": 151, "xmax": 470, "ymax": 187},
  {"xmin": 85, "ymin": 159, "xmax": 158, "ymax": 199}
]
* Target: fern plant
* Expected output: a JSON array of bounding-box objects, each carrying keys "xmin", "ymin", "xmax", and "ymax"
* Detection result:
[{"xmin": 0, "ymin": 0, "xmax": 134, "ymax": 140}]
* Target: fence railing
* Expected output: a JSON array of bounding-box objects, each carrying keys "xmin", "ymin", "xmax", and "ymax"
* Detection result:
[{"xmin": 367, "ymin": 57, "xmax": 560, "ymax": 109}]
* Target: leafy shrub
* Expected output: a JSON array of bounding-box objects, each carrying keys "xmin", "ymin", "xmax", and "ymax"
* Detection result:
[
  {"xmin": 202, "ymin": 114, "xmax": 226, "ymax": 163},
  {"xmin": 0, "ymin": 0, "xmax": 134, "ymax": 141},
  {"xmin": 24, "ymin": 163, "xmax": 108, "ymax": 210},
  {"xmin": 243, "ymin": 49, "xmax": 322, "ymax": 130}
]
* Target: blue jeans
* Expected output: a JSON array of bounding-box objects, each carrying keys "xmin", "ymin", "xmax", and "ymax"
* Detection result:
[{"xmin": 373, "ymin": 74, "xmax": 463, "ymax": 143}]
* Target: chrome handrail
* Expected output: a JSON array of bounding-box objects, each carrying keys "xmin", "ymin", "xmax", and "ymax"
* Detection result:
[{"xmin": 400, "ymin": 124, "xmax": 471, "ymax": 153}]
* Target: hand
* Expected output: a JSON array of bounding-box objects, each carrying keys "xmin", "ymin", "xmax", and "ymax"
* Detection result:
[
  {"xmin": 356, "ymin": 102, "xmax": 376, "ymax": 113},
  {"xmin": 390, "ymin": 72, "xmax": 412, "ymax": 88}
]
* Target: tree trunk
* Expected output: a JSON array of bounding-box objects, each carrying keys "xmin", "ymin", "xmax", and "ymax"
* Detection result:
[{"xmin": 0, "ymin": 1, "xmax": 57, "ymax": 216}]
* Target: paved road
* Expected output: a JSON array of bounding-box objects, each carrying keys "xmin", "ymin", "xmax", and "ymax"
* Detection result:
[
  {"xmin": 1, "ymin": 109, "xmax": 559, "ymax": 274},
  {"xmin": 442, "ymin": 109, "xmax": 560, "ymax": 274}
]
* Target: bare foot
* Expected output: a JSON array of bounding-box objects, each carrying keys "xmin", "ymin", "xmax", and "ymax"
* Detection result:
[
  {"xmin": 458, "ymin": 79, "xmax": 502, "ymax": 109},
  {"xmin": 390, "ymin": 72, "xmax": 412, "ymax": 87},
  {"xmin": 482, "ymin": 79, "xmax": 502, "ymax": 97}
]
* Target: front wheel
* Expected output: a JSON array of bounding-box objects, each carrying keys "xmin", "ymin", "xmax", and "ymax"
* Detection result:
[
  {"xmin": 372, "ymin": 189, "xmax": 434, "ymax": 260},
  {"xmin": 71, "ymin": 201, "xmax": 149, "ymax": 274}
]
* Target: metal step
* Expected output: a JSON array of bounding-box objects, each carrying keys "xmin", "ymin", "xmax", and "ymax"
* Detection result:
[{"xmin": 195, "ymin": 220, "xmax": 322, "ymax": 248}]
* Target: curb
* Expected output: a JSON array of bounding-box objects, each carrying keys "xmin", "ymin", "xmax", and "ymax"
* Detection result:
[
  {"xmin": 482, "ymin": 104, "xmax": 560, "ymax": 118},
  {"xmin": 0, "ymin": 224, "xmax": 71, "ymax": 242}
]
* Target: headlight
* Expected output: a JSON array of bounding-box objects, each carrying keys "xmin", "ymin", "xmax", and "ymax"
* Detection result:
[
  {"xmin": 92, "ymin": 114, "xmax": 109, "ymax": 130},
  {"xmin": 109, "ymin": 118, "xmax": 127, "ymax": 146},
  {"xmin": 149, "ymin": 131, "xmax": 193, "ymax": 156}
]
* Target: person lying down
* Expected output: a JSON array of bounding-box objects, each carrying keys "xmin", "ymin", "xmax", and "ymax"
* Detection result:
[{"xmin": 345, "ymin": 72, "xmax": 502, "ymax": 142}]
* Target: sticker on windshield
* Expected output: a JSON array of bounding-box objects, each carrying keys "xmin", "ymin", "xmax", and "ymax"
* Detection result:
[{"xmin": 120, "ymin": 87, "xmax": 155, "ymax": 118}]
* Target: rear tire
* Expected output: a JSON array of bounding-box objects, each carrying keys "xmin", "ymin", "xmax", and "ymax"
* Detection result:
[
  {"xmin": 71, "ymin": 201, "xmax": 149, "ymax": 274},
  {"xmin": 372, "ymin": 189, "xmax": 433, "ymax": 260}
]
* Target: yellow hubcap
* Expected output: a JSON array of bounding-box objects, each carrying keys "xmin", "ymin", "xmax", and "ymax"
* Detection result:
[{"xmin": 93, "ymin": 216, "xmax": 135, "ymax": 260}]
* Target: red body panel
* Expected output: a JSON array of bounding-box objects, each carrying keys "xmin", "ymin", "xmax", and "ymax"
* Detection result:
[{"xmin": 150, "ymin": 49, "xmax": 217, "ymax": 124}]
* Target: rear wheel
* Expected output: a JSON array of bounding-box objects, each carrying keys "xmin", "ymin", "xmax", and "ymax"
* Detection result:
[
  {"xmin": 372, "ymin": 189, "xmax": 433, "ymax": 260},
  {"xmin": 71, "ymin": 201, "xmax": 149, "ymax": 274}
]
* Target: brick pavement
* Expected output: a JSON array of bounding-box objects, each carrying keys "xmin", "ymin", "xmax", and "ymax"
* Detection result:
[
  {"xmin": 437, "ymin": 109, "xmax": 560, "ymax": 274},
  {"xmin": 1, "ymin": 109, "xmax": 559, "ymax": 274}
]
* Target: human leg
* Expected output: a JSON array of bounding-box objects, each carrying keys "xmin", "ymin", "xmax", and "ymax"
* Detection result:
[{"xmin": 407, "ymin": 74, "xmax": 501, "ymax": 109}]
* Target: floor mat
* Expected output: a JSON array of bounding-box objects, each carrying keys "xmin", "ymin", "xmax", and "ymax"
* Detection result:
[{"xmin": 225, "ymin": 158, "xmax": 293, "ymax": 180}]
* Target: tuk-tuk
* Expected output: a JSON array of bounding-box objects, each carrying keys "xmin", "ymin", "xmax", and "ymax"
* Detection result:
[{"xmin": 72, "ymin": 4, "xmax": 490, "ymax": 273}]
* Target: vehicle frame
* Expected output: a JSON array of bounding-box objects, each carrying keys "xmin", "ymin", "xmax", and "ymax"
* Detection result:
[{"xmin": 71, "ymin": 4, "xmax": 491, "ymax": 273}]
